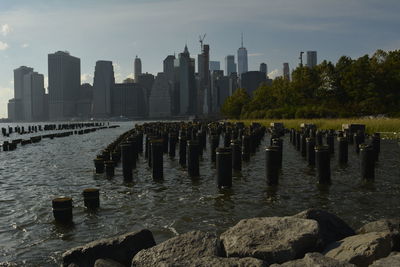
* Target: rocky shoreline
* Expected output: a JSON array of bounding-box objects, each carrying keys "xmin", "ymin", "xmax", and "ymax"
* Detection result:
[{"xmin": 3, "ymin": 209, "xmax": 399, "ymax": 267}]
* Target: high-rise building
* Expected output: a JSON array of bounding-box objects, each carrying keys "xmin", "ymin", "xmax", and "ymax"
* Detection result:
[
  {"xmin": 22, "ymin": 71, "xmax": 45, "ymax": 121},
  {"xmin": 76, "ymin": 83, "xmax": 93, "ymax": 118},
  {"xmin": 241, "ymin": 71, "xmax": 266, "ymax": 96},
  {"xmin": 178, "ymin": 45, "xmax": 196, "ymax": 115},
  {"xmin": 209, "ymin": 61, "xmax": 220, "ymax": 72},
  {"xmin": 134, "ymin": 55, "xmax": 142, "ymax": 81},
  {"xmin": 237, "ymin": 34, "xmax": 248, "ymax": 76},
  {"xmin": 283, "ymin": 63, "xmax": 290, "ymax": 80},
  {"xmin": 112, "ymin": 83, "xmax": 146, "ymax": 118},
  {"xmin": 306, "ymin": 51, "xmax": 317, "ymax": 68},
  {"xmin": 197, "ymin": 44, "xmax": 210, "ymax": 114},
  {"xmin": 149, "ymin": 73, "xmax": 172, "ymax": 118},
  {"xmin": 14, "ymin": 66, "xmax": 33, "ymax": 100},
  {"xmin": 163, "ymin": 55, "xmax": 176, "ymax": 84},
  {"xmin": 136, "ymin": 72, "xmax": 155, "ymax": 117},
  {"xmin": 260, "ymin": 63, "xmax": 267, "ymax": 75},
  {"xmin": 8, "ymin": 66, "xmax": 34, "ymax": 121},
  {"xmin": 48, "ymin": 51, "xmax": 80, "ymax": 120},
  {"xmin": 225, "ymin": 55, "xmax": 236, "ymax": 76},
  {"xmin": 92, "ymin": 60, "xmax": 115, "ymax": 118}
]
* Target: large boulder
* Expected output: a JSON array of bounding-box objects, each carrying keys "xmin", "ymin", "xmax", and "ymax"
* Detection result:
[
  {"xmin": 293, "ymin": 209, "xmax": 355, "ymax": 249},
  {"xmin": 270, "ymin": 252, "xmax": 355, "ymax": 267},
  {"xmin": 220, "ymin": 216, "xmax": 320, "ymax": 264},
  {"xmin": 190, "ymin": 256, "xmax": 266, "ymax": 267},
  {"xmin": 324, "ymin": 232, "xmax": 392, "ymax": 267},
  {"xmin": 63, "ymin": 229, "xmax": 156, "ymax": 267},
  {"xmin": 131, "ymin": 231, "xmax": 221, "ymax": 266},
  {"xmin": 357, "ymin": 218, "xmax": 400, "ymax": 251},
  {"xmin": 94, "ymin": 258, "xmax": 125, "ymax": 267},
  {"xmin": 370, "ymin": 252, "xmax": 400, "ymax": 266}
]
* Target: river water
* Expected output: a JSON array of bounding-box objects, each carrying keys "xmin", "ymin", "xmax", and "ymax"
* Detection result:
[{"xmin": 0, "ymin": 121, "xmax": 399, "ymax": 266}]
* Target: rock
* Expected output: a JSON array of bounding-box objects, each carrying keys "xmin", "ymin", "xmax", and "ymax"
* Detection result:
[
  {"xmin": 131, "ymin": 231, "xmax": 221, "ymax": 266},
  {"xmin": 220, "ymin": 216, "xmax": 320, "ymax": 264},
  {"xmin": 324, "ymin": 232, "xmax": 392, "ymax": 267},
  {"xmin": 63, "ymin": 229, "xmax": 156, "ymax": 267},
  {"xmin": 94, "ymin": 258, "xmax": 125, "ymax": 267},
  {"xmin": 357, "ymin": 218, "xmax": 400, "ymax": 251},
  {"xmin": 370, "ymin": 252, "xmax": 400, "ymax": 266},
  {"xmin": 270, "ymin": 252, "xmax": 355, "ymax": 267},
  {"xmin": 190, "ymin": 256, "xmax": 267, "ymax": 267},
  {"xmin": 0, "ymin": 263, "xmax": 19, "ymax": 267},
  {"xmin": 293, "ymin": 209, "xmax": 355, "ymax": 249}
]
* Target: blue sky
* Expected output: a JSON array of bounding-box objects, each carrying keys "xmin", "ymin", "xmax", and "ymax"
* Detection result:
[{"xmin": 0, "ymin": 0, "xmax": 399, "ymax": 118}]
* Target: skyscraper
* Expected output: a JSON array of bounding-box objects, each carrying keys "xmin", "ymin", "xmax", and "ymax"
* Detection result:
[
  {"xmin": 209, "ymin": 61, "xmax": 220, "ymax": 72},
  {"xmin": 225, "ymin": 55, "xmax": 236, "ymax": 76},
  {"xmin": 149, "ymin": 73, "xmax": 172, "ymax": 118},
  {"xmin": 179, "ymin": 45, "xmax": 196, "ymax": 115},
  {"xmin": 22, "ymin": 71, "xmax": 45, "ymax": 121},
  {"xmin": 48, "ymin": 51, "xmax": 80, "ymax": 120},
  {"xmin": 283, "ymin": 63, "xmax": 290, "ymax": 80},
  {"xmin": 92, "ymin": 60, "xmax": 115, "ymax": 118},
  {"xmin": 9, "ymin": 66, "xmax": 34, "ymax": 120},
  {"xmin": 260, "ymin": 63, "xmax": 267, "ymax": 76},
  {"xmin": 237, "ymin": 34, "xmax": 248, "ymax": 76},
  {"xmin": 197, "ymin": 44, "xmax": 210, "ymax": 114},
  {"xmin": 134, "ymin": 55, "xmax": 142, "ymax": 81},
  {"xmin": 163, "ymin": 55, "xmax": 176, "ymax": 83},
  {"xmin": 306, "ymin": 51, "xmax": 317, "ymax": 68}
]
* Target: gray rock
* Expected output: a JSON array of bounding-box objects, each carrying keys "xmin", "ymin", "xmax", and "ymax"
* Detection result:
[
  {"xmin": 190, "ymin": 256, "xmax": 267, "ymax": 267},
  {"xmin": 357, "ymin": 218, "xmax": 400, "ymax": 251},
  {"xmin": 270, "ymin": 252, "xmax": 355, "ymax": 267},
  {"xmin": 220, "ymin": 216, "xmax": 320, "ymax": 264},
  {"xmin": 63, "ymin": 229, "xmax": 156, "ymax": 267},
  {"xmin": 293, "ymin": 209, "xmax": 355, "ymax": 249},
  {"xmin": 0, "ymin": 263, "xmax": 19, "ymax": 267},
  {"xmin": 131, "ymin": 231, "xmax": 221, "ymax": 266},
  {"xmin": 94, "ymin": 258, "xmax": 125, "ymax": 267},
  {"xmin": 324, "ymin": 232, "xmax": 392, "ymax": 267},
  {"xmin": 370, "ymin": 252, "xmax": 400, "ymax": 266}
]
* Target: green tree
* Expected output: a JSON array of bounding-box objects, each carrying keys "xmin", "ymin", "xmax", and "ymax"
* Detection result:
[{"xmin": 220, "ymin": 88, "xmax": 250, "ymax": 119}]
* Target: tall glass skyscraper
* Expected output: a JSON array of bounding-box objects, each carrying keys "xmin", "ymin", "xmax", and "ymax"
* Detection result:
[
  {"xmin": 225, "ymin": 55, "xmax": 236, "ymax": 76},
  {"xmin": 306, "ymin": 51, "xmax": 317, "ymax": 68},
  {"xmin": 134, "ymin": 55, "xmax": 142, "ymax": 81},
  {"xmin": 92, "ymin": 60, "xmax": 115, "ymax": 118},
  {"xmin": 237, "ymin": 34, "xmax": 248, "ymax": 76}
]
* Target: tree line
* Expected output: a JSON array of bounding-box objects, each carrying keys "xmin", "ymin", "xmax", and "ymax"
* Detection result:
[{"xmin": 221, "ymin": 49, "xmax": 400, "ymax": 119}]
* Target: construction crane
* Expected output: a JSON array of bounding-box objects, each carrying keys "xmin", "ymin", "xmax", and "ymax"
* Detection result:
[
  {"xmin": 299, "ymin": 51, "xmax": 304, "ymax": 67},
  {"xmin": 199, "ymin": 33, "xmax": 206, "ymax": 52}
]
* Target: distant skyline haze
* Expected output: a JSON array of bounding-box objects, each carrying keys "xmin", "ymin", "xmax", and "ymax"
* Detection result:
[{"xmin": 1, "ymin": 0, "xmax": 400, "ymax": 118}]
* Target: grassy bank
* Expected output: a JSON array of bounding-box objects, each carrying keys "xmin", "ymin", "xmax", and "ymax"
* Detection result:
[{"xmin": 229, "ymin": 118, "xmax": 400, "ymax": 138}]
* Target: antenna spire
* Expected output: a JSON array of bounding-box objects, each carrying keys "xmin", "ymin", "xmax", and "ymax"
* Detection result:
[{"xmin": 241, "ymin": 32, "xmax": 243, "ymax": 47}]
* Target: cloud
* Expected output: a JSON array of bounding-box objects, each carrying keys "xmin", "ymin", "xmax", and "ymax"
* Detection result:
[
  {"xmin": 248, "ymin": 53, "xmax": 264, "ymax": 57},
  {"xmin": 268, "ymin": 69, "xmax": 281, "ymax": 79},
  {"xmin": 21, "ymin": 43, "xmax": 29, "ymax": 48},
  {"xmin": 1, "ymin": 24, "xmax": 12, "ymax": 36},
  {"xmin": 81, "ymin": 73, "xmax": 93, "ymax": 84},
  {"xmin": 0, "ymin": 41, "xmax": 9, "ymax": 50}
]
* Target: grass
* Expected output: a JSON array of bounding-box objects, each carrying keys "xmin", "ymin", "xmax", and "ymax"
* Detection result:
[{"xmin": 229, "ymin": 118, "xmax": 400, "ymax": 138}]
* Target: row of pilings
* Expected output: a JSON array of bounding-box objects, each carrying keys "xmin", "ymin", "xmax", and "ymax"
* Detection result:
[
  {"xmin": 52, "ymin": 121, "xmax": 382, "ymax": 224},
  {"xmin": 1, "ymin": 123, "xmax": 118, "ymax": 152}
]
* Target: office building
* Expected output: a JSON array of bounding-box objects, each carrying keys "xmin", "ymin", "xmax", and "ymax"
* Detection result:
[
  {"xmin": 23, "ymin": 71, "xmax": 45, "ymax": 121},
  {"xmin": 225, "ymin": 55, "xmax": 236, "ymax": 76},
  {"xmin": 209, "ymin": 61, "xmax": 220, "ymax": 71},
  {"xmin": 92, "ymin": 60, "xmax": 115, "ymax": 118},
  {"xmin": 197, "ymin": 44, "xmax": 210, "ymax": 114},
  {"xmin": 48, "ymin": 51, "xmax": 80, "ymax": 120},
  {"xmin": 178, "ymin": 45, "xmax": 196, "ymax": 115},
  {"xmin": 237, "ymin": 34, "xmax": 248, "ymax": 76},
  {"xmin": 136, "ymin": 72, "xmax": 155, "ymax": 117},
  {"xmin": 210, "ymin": 70, "xmax": 223, "ymax": 112},
  {"xmin": 163, "ymin": 55, "xmax": 176, "ymax": 84},
  {"xmin": 260, "ymin": 63, "xmax": 267, "ymax": 76},
  {"xmin": 241, "ymin": 71, "xmax": 266, "ymax": 96},
  {"xmin": 283, "ymin": 63, "xmax": 290, "ymax": 80},
  {"xmin": 112, "ymin": 83, "xmax": 146, "ymax": 118},
  {"xmin": 77, "ymin": 83, "xmax": 93, "ymax": 118},
  {"xmin": 14, "ymin": 66, "xmax": 33, "ymax": 100},
  {"xmin": 149, "ymin": 73, "xmax": 172, "ymax": 118},
  {"xmin": 134, "ymin": 55, "xmax": 142, "ymax": 81},
  {"xmin": 307, "ymin": 51, "xmax": 317, "ymax": 68},
  {"xmin": 7, "ymin": 99, "xmax": 22, "ymax": 121}
]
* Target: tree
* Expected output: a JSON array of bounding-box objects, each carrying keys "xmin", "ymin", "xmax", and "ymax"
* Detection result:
[{"xmin": 221, "ymin": 88, "xmax": 250, "ymax": 119}]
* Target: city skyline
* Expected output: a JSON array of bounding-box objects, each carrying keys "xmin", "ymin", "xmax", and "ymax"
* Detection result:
[{"xmin": 1, "ymin": 0, "xmax": 400, "ymax": 118}]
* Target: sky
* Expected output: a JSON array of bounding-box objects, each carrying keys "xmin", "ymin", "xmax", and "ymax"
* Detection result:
[{"xmin": 0, "ymin": 0, "xmax": 399, "ymax": 118}]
